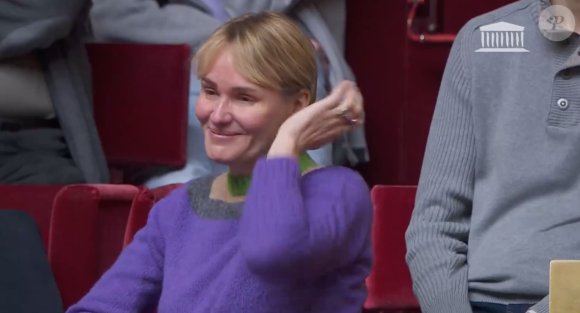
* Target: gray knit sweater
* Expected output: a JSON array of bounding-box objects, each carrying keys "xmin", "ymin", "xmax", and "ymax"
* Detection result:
[{"xmin": 405, "ymin": 1, "xmax": 580, "ymax": 313}]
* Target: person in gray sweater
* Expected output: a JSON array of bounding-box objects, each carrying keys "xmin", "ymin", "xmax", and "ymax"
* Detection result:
[{"xmin": 405, "ymin": 1, "xmax": 580, "ymax": 313}]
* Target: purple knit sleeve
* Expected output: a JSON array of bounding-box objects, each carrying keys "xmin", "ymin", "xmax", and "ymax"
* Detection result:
[
  {"xmin": 240, "ymin": 157, "xmax": 373, "ymax": 281},
  {"xmin": 66, "ymin": 199, "xmax": 169, "ymax": 313}
]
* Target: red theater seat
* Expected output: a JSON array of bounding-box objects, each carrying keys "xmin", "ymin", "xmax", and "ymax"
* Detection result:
[
  {"xmin": 149, "ymin": 183, "xmax": 185, "ymax": 201},
  {"xmin": 123, "ymin": 187, "xmax": 154, "ymax": 248},
  {"xmin": 365, "ymin": 185, "xmax": 419, "ymax": 312},
  {"xmin": 124, "ymin": 184, "xmax": 183, "ymax": 248},
  {"xmin": 87, "ymin": 43, "xmax": 191, "ymax": 181},
  {"xmin": 48, "ymin": 184, "xmax": 140, "ymax": 310}
]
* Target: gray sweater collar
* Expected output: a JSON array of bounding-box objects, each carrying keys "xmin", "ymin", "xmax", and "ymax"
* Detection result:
[
  {"xmin": 532, "ymin": 0, "xmax": 552, "ymax": 25},
  {"xmin": 187, "ymin": 176, "xmax": 244, "ymax": 220}
]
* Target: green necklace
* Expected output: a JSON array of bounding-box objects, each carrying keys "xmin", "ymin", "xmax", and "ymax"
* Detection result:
[{"xmin": 227, "ymin": 153, "xmax": 317, "ymax": 197}]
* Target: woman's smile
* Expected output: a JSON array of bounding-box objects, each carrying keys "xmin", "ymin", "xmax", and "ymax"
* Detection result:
[{"xmin": 208, "ymin": 127, "xmax": 243, "ymax": 141}]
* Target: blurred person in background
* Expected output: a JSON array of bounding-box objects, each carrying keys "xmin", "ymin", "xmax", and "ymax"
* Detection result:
[{"xmin": 0, "ymin": 0, "xmax": 107, "ymax": 184}]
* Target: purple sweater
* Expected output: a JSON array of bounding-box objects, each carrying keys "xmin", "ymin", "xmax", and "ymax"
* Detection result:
[{"xmin": 67, "ymin": 158, "xmax": 373, "ymax": 313}]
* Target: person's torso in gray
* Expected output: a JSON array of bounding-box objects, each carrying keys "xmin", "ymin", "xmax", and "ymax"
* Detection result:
[{"xmin": 461, "ymin": 0, "xmax": 580, "ymax": 304}]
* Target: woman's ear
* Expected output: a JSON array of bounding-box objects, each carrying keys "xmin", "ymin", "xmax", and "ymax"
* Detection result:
[{"xmin": 292, "ymin": 89, "xmax": 311, "ymax": 113}]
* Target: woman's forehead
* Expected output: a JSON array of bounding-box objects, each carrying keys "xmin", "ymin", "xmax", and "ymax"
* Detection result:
[
  {"xmin": 202, "ymin": 77, "xmax": 261, "ymax": 95},
  {"xmin": 202, "ymin": 51, "xmax": 262, "ymax": 91}
]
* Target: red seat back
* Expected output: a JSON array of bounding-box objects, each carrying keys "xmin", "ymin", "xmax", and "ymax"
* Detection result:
[
  {"xmin": 87, "ymin": 43, "xmax": 191, "ymax": 167},
  {"xmin": 365, "ymin": 185, "xmax": 419, "ymax": 311},
  {"xmin": 48, "ymin": 184, "xmax": 140, "ymax": 309},
  {"xmin": 123, "ymin": 184, "xmax": 183, "ymax": 248}
]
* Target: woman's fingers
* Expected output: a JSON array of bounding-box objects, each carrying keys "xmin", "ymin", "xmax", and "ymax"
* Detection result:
[
  {"xmin": 305, "ymin": 120, "xmax": 350, "ymax": 150},
  {"xmin": 305, "ymin": 80, "xmax": 364, "ymax": 135},
  {"xmin": 331, "ymin": 82, "xmax": 364, "ymax": 127},
  {"xmin": 332, "ymin": 82, "xmax": 354, "ymax": 113},
  {"xmin": 314, "ymin": 81, "xmax": 352, "ymax": 113},
  {"xmin": 349, "ymin": 90, "xmax": 364, "ymax": 127}
]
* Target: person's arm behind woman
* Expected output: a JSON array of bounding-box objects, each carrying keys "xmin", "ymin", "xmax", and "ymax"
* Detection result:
[
  {"xmin": 89, "ymin": 0, "xmax": 302, "ymax": 46},
  {"xmin": 89, "ymin": 0, "xmax": 221, "ymax": 45}
]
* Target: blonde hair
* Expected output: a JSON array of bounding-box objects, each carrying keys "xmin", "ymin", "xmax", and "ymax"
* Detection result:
[{"xmin": 194, "ymin": 11, "xmax": 318, "ymax": 104}]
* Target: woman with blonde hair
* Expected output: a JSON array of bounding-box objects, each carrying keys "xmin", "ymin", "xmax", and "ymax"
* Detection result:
[{"xmin": 67, "ymin": 11, "xmax": 371, "ymax": 313}]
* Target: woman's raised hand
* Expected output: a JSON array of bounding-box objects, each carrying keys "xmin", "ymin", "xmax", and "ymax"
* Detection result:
[{"xmin": 269, "ymin": 81, "xmax": 364, "ymax": 158}]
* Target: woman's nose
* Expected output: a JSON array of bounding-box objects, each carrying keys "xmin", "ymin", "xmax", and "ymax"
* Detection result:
[{"xmin": 210, "ymin": 98, "xmax": 233, "ymax": 125}]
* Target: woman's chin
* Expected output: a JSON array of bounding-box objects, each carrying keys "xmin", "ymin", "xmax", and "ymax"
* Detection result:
[
  {"xmin": 206, "ymin": 149, "xmax": 240, "ymax": 165},
  {"xmin": 208, "ymin": 156, "xmax": 231, "ymax": 165}
]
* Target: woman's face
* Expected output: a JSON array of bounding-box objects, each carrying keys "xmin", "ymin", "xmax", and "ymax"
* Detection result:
[{"xmin": 196, "ymin": 47, "xmax": 303, "ymax": 173}]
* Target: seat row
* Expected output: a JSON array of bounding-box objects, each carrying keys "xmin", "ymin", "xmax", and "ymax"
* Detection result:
[
  {"xmin": 0, "ymin": 184, "xmax": 420, "ymax": 312},
  {"xmin": 0, "ymin": 183, "xmax": 182, "ymax": 309}
]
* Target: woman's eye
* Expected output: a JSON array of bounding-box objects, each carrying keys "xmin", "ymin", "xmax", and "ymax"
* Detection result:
[
  {"xmin": 239, "ymin": 95, "xmax": 253, "ymax": 102},
  {"xmin": 204, "ymin": 88, "xmax": 217, "ymax": 96}
]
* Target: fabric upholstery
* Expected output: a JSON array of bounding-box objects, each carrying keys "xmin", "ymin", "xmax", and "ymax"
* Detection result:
[
  {"xmin": 149, "ymin": 183, "xmax": 185, "ymax": 201},
  {"xmin": 345, "ymin": 0, "xmax": 406, "ymax": 186},
  {"xmin": 86, "ymin": 43, "xmax": 190, "ymax": 168},
  {"xmin": 0, "ymin": 210, "xmax": 63, "ymax": 313},
  {"xmin": 49, "ymin": 184, "xmax": 140, "ymax": 310},
  {"xmin": 123, "ymin": 183, "xmax": 183, "ymax": 247},
  {"xmin": 0, "ymin": 0, "xmax": 86, "ymax": 58},
  {"xmin": 123, "ymin": 187, "xmax": 155, "ymax": 248},
  {"xmin": 345, "ymin": 0, "xmax": 514, "ymax": 185},
  {"xmin": 364, "ymin": 185, "xmax": 418, "ymax": 311}
]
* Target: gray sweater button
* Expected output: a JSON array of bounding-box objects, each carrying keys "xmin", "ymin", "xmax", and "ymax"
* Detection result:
[
  {"xmin": 557, "ymin": 98, "xmax": 569, "ymax": 110},
  {"xmin": 562, "ymin": 69, "xmax": 572, "ymax": 79}
]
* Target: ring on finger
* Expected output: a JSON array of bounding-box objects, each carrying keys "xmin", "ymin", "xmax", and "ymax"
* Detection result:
[
  {"xmin": 341, "ymin": 111, "xmax": 357, "ymax": 125},
  {"xmin": 338, "ymin": 106, "xmax": 349, "ymax": 116}
]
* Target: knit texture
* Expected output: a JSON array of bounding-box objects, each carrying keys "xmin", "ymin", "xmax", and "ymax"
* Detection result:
[
  {"xmin": 405, "ymin": 1, "xmax": 580, "ymax": 313},
  {"xmin": 67, "ymin": 157, "xmax": 373, "ymax": 313}
]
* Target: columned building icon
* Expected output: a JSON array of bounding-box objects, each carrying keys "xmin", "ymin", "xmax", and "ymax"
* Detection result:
[{"xmin": 475, "ymin": 22, "xmax": 529, "ymax": 52}]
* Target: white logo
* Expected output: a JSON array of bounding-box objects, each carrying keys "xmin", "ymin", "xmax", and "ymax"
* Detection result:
[
  {"xmin": 538, "ymin": 5, "xmax": 574, "ymax": 42},
  {"xmin": 475, "ymin": 22, "xmax": 529, "ymax": 52}
]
